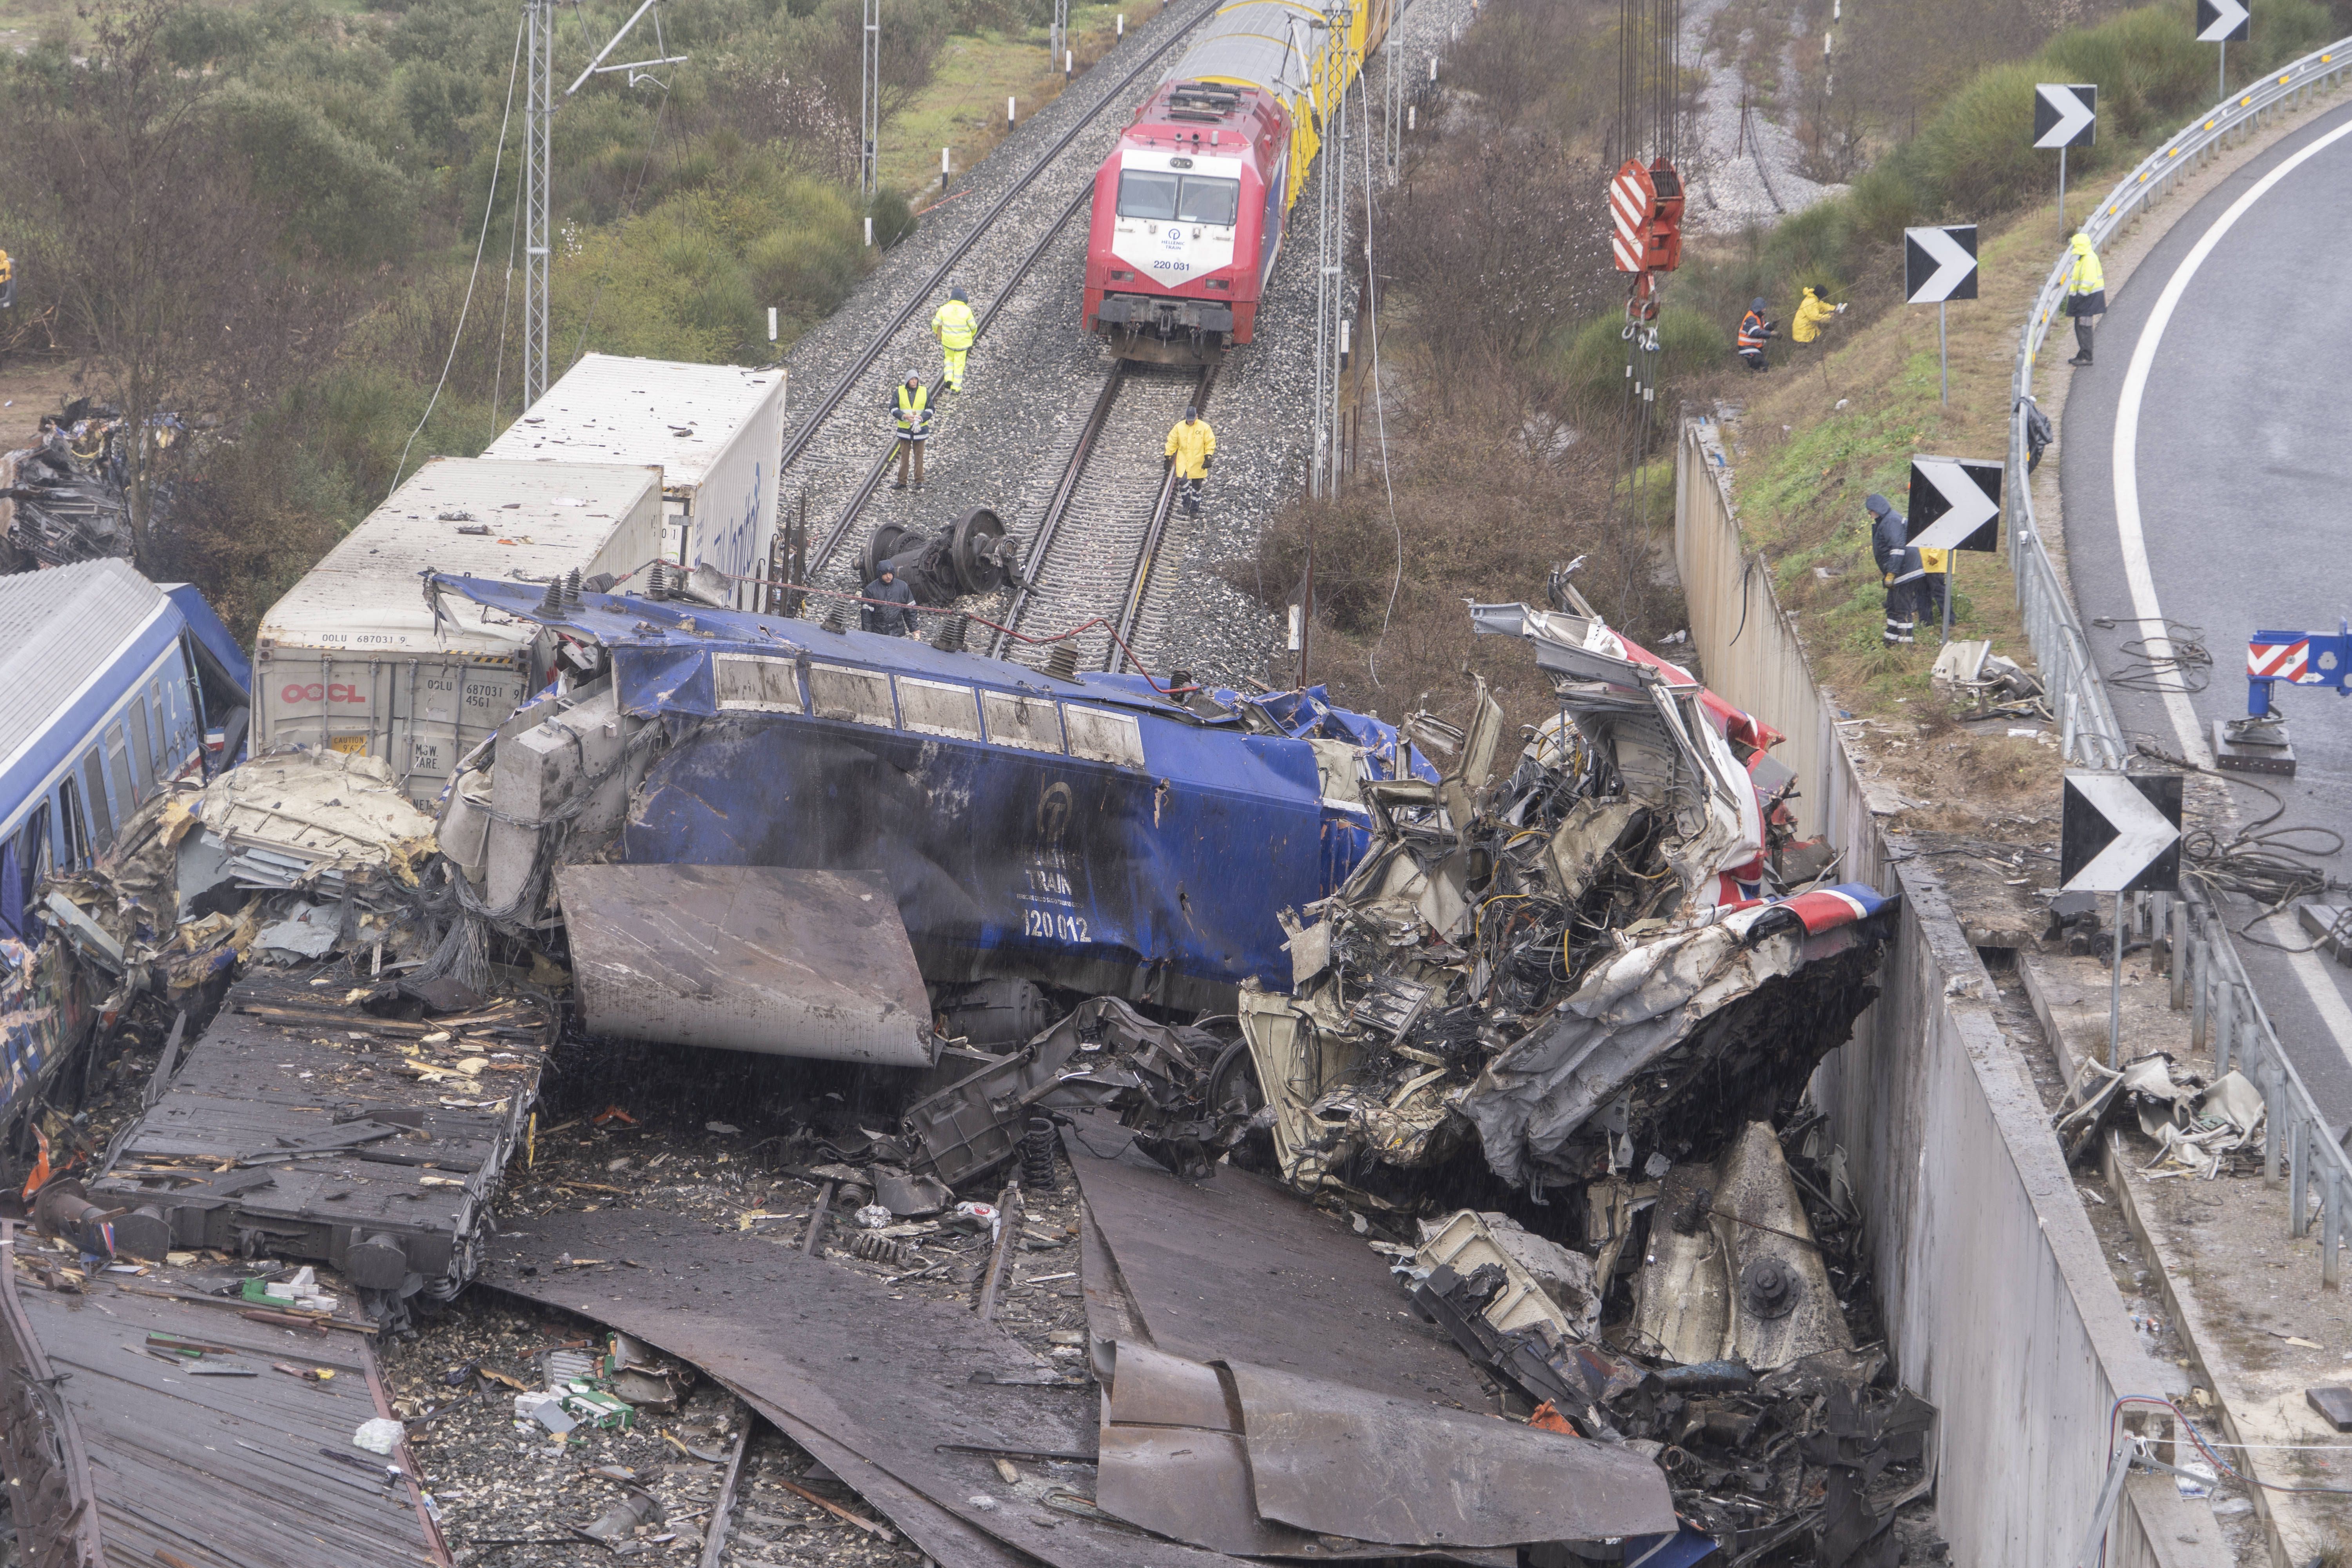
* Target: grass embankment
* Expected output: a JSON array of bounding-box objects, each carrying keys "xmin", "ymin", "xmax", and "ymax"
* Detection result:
[
  {"xmin": 890, "ymin": 2, "xmax": 1127, "ymax": 201},
  {"xmin": 1718, "ymin": 202, "xmax": 2071, "ymax": 802}
]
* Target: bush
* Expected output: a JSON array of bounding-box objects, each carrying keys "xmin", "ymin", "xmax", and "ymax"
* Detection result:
[
  {"xmin": 870, "ymin": 186, "xmax": 917, "ymax": 247},
  {"xmin": 748, "ymin": 223, "xmax": 862, "ymax": 315},
  {"xmin": 1560, "ymin": 305, "xmax": 1726, "ymax": 407},
  {"xmin": 217, "ymin": 85, "xmax": 420, "ymax": 263}
]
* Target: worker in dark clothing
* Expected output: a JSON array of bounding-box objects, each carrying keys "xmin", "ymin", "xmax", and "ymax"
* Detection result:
[
  {"xmin": 1738, "ymin": 298, "xmax": 1777, "ymax": 371},
  {"xmin": 1866, "ymin": 493, "xmax": 1926, "ymax": 646},
  {"xmin": 891, "ymin": 371, "xmax": 929, "ymax": 490},
  {"xmin": 861, "ymin": 565, "xmax": 916, "ymax": 635}
]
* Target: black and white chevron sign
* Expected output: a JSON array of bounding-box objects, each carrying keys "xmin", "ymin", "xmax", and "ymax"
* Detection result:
[
  {"xmin": 2034, "ymin": 83, "xmax": 2097, "ymax": 149},
  {"xmin": 1903, "ymin": 225, "xmax": 1978, "ymax": 304},
  {"xmin": 1906, "ymin": 457, "xmax": 2003, "ymax": 554}
]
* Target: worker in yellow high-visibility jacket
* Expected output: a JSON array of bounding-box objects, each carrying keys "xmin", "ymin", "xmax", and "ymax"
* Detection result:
[
  {"xmin": 931, "ymin": 285, "xmax": 977, "ymax": 391},
  {"xmin": 1789, "ymin": 284, "xmax": 1846, "ymax": 345},
  {"xmin": 1164, "ymin": 406, "xmax": 1215, "ymax": 517},
  {"xmin": 2065, "ymin": 233, "xmax": 2106, "ymax": 367}
]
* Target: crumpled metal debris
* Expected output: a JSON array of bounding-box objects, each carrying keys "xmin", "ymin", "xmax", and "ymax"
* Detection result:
[
  {"xmin": 1231, "ymin": 607, "xmax": 1893, "ymax": 1203},
  {"xmin": 185, "ymin": 748, "xmax": 439, "ymax": 911},
  {"xmin": 1632, "ymin": 1121, "xmax": 1852, "ymax": 1371},
  {"xmin": 1093, "ymin": 1338, "xmax": 1677, "ymax": 1556},
  {"xmin": 0, "ymin": 408, "xmax": 137, "ymax": 571},
  {"xmin": 902, "ymin": 996, "xmax": 1245, "ymax": 1187},
  {"xmin": 2143, "ymin": 1068, "xmax": 2265, "ymax": 1178},
  {"xmin": 1413, "ymin": 1208, "xmax": 1602, "ymax": 1344}
]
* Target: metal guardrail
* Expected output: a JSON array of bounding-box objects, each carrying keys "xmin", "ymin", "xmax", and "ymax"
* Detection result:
[{"xmin": 2004, "ymin": 39, "xmax": 2352, "ymax": 1285}]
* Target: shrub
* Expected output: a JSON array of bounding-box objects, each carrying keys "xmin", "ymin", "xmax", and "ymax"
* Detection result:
[{"xmin": 870, "ymin": 186, "xmax": 917, "ymax": 247}]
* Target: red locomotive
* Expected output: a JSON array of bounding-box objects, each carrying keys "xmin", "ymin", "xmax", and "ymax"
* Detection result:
[
  {"xmin": 1082, "ymin": 80, "xmax": 1289, "ymax": 365},
  {"xmin": 1082, "ymin": 0, "xmax": 1391, "ymax": 364}
]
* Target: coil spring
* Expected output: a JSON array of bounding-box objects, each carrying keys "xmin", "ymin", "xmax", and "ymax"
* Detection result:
[
  {"xmin": 851, "ymin": 1232, "xmax": 909, "ymax": 1267},
  {"xmin": 1022, "ymin": 1116, "xmax": 1058, "ymax": 1191}
]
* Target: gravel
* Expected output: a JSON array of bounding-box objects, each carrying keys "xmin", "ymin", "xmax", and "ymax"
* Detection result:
[
  {"xmin": 382, "ymin": 1099, "xmax": 1095, "ymax": 1566},
  {"xmin": 383, "ymin": 6, "xmax": 1497, "ymax": 1557},
  {"xmin": 765, "ymin": 0, "xmax": 1485, "ymax": 695},
  {"xmin": 1675, "ymin": 0, "xmax": 1845, "ymax": 234}
]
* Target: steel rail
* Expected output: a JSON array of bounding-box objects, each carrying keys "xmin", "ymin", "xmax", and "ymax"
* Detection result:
[
  {"xmin": 2002, "ymin": 38, "xmax": 2352, "ymax": 1284},
  {"xmin": 778, "ymin": 0, "xmax": 1220, "ymax": 477},
  {"xmin": 990, "ymin": 362, "xmax": 1131, "ymax": 654},
  {"xmin": 1107, "ymin": 364, "xmax": 1219, "ymax": 672},
  {"xmin": 809, "ymin": 183, "xmax": 1100, "ymax": 575}
]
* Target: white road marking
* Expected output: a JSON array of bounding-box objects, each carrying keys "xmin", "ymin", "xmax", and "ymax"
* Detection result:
[{"xmin": 2110, "ymin": 114, "xmax": 2352, "ymax": 1074}]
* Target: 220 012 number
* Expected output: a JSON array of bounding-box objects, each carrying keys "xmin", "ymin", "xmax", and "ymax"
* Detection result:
[{"xmin": 1022, "ymin": 909, "xmax": 1090, "ymax": 943}]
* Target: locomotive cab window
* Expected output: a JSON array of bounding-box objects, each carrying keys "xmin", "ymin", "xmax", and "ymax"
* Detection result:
[
  {"xmin": 1174, "ymin": 176, "xmax": 1239, "ymax": 226},
  {"xmin": 1117, "ymin": 170, "xmax": 1181, "ymax": 220}
]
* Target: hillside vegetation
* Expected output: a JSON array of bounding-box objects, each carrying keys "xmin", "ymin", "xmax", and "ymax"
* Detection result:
[
  {"xmin": 1234, "ymin": 0, "xmax": 2337, "ymax": 733},
  {"xmin": 0, "ymin": 0, "xmax": 1057, "ymax": 631}
]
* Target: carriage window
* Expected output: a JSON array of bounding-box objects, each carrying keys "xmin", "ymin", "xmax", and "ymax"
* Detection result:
[
  {"xmin": 1116, "ymin": 170, "xmax": 1180, "ymax": 220},
  {"xmin": 1174, "ymin": 176, "xmax": 1239, "ymax": 226},
  {"xmin": 128, "ymin": 697, "xmax": 155, "ymax": 793},
  {"xmin": 107, "ymin": 723, "xmax": 138, "ymax": 812},
  {"xmin": 81, "ymin": 751, "xmax": 114, "ymax": 850}
]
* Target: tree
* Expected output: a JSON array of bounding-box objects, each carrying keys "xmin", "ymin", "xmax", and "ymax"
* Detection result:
[{"xmin": 1, "ymin": 0, "xmax": 350, "ymax": 575}]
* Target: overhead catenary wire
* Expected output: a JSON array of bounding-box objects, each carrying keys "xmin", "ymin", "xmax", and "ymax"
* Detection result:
[
  {"xmin": 488, "ymin": 158, "xmax": 525, "ymax": 434},
  {"xmin": 1357, "ymin": 47, "xmax": 1403, "ymax": 688},
  {"xmin": 388, "ymin": 12, "xmax": 526, "ymax": 497}
]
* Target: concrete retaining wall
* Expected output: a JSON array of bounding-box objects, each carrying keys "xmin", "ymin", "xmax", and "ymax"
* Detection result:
[{"xmin": 1675, "ymin": 418, "xmax": 2219, "ymax": 1568}]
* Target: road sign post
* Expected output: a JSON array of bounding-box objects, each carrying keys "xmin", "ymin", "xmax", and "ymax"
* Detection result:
[
  {"xmin": 2198, "ymin": 0, "xmax": 2250, "ymax": 100},
  {"xmin": 1907, "ymin": 455, "xmax": 2002, "ymax": 644},
  {"xmin": 2034, "ymin": 84, "xmax": 2096, "ymax": 232},
  {"xmin": 1904, "ymin": 225, "xmax": 1977, "ymax": 406},
  {"xmin": 2062, "ymin": 771, "xmax": 2185, "ymax": 1066}
]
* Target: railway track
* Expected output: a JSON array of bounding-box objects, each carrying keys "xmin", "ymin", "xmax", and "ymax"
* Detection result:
[
  {"xmin": 773, "ymin": 0, "xmax": 1223, "ymax": 582},
  {"xmin": 993, "ymin": 362, "xmax": 1215, "ymax": 671}
]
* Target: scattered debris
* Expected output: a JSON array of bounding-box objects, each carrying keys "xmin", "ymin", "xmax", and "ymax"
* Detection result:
[
  {"xmin": 0, "ymin": 403, "xmax": 139, "ymax": 570},
  {"xmin": 0, "ymin": 562, "xmax": 1933, "ymax": 1564}
]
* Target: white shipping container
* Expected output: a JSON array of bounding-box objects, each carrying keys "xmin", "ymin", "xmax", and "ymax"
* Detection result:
[
  {"xmin": 483, "ymin": 354, "xmax": 787, "ymax": 611},
  {"xmin": 253, "ymin": 457, "xmax": 663, "ymax": 807}
]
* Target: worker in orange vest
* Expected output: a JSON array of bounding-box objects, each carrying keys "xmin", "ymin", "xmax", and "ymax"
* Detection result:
[{"xmin": 1737, "ymin": 298, "xmax": 1777, "ymax": 372}]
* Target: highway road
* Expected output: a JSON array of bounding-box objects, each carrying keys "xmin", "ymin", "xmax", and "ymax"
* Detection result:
[{"xmin": 2059, "ymin": 98, "xmax": 2352, "ymax": 1122}]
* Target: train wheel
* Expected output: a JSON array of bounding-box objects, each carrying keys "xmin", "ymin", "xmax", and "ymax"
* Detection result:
[
  {"xmin": 947, "ymin": 507, "xmax": 1009, "ymax": 596},
  {"xmin": 858, "ymin": 523, "xmax": 915, "ymax": 587}
]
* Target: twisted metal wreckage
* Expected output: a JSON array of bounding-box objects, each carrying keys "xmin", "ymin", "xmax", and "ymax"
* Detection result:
[
  {"xmin": 0, "ymin": 567, "xmax": 1931, "ymax": 1565},
  {"xmin": 410, "ymin": 569, "xmax": 1924, "ymax": 1557}
]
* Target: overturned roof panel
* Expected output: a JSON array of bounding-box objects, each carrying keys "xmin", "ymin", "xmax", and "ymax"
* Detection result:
[{"xmin": 555, "ymin": 864, "xmax": 935, "ymax": 1066}]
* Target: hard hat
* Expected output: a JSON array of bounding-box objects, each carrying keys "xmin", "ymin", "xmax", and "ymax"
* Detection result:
[
  {"xmin": 1751, "ymin": 298, "xmax": 1767, "ymax": 311},
  {"xmin": 950, "ymin": 285, "xmax": 969, "ymax": 302}
]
